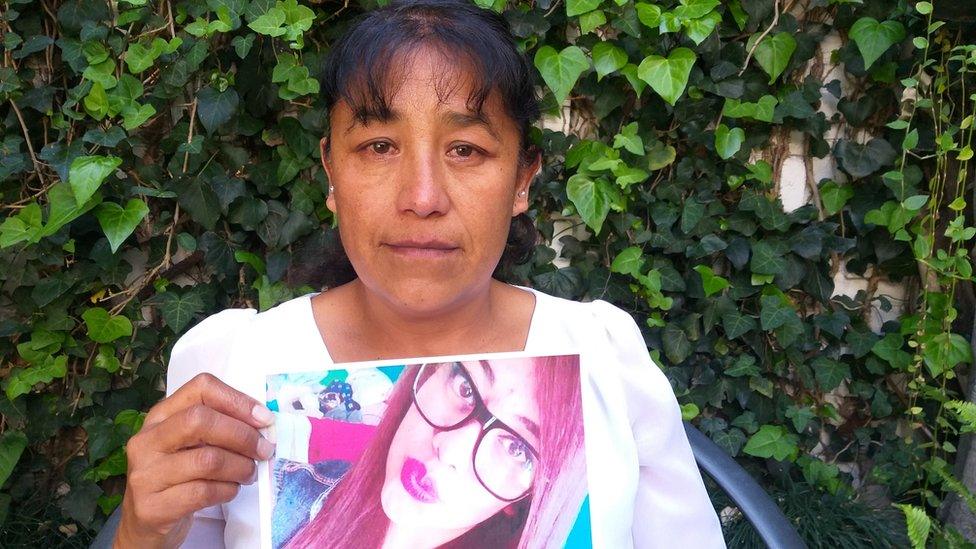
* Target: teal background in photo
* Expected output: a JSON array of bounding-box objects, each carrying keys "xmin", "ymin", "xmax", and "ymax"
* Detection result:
[
  {"xmin": 378, "ymin": 365, "xmax": 405, "ymax": 382},
  {"xmin": 564, "ymin": 495, "xmax": 592, "ymax": 548}
]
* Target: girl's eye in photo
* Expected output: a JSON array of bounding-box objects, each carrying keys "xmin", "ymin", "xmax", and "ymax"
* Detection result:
[
  {"xmin": 448, "ymin": 363, "xmax": 477, "ymax": 405},
  {"xmin": 500, "ymin": 435, "xmax": 534, "ymax": 470}
]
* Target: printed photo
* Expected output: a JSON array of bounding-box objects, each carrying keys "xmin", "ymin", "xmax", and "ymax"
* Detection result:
[{"xmin": 261, "ymin": 354, "xmax": 591, "ymax": 549}]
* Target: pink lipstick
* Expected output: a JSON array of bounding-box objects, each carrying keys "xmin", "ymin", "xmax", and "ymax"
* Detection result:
[{"xmin": 400, "ymin": 457, "xmax": 438, "ymax": 503}]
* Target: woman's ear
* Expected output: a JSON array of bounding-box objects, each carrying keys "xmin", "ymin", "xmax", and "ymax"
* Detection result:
[
  {"xmin": 512, "ymin": 150, "xmax": 542, "ymax": 216},
  {"xmin": 321, "ymin": 136, "xmax": 337, "ymax": 213}
]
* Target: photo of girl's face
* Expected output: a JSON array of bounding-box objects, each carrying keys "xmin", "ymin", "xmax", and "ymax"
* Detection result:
[{"xmin": 380, "ymin": 358, "xmax": 541, "ymax": 532}]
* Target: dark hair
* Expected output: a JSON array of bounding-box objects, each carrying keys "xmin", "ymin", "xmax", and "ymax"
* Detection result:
[{"xmin": 309, "ymin": 0, "xmax": 540, "ymax": 286}]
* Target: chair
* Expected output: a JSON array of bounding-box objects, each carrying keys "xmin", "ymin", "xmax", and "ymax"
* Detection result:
[
  {"xmin": 684, "ymin": 422, "xmax": 807, "ymax": 549},
  {"xmin": 91, "ymin": 423, "xmax": 806, "ymax": 548}
]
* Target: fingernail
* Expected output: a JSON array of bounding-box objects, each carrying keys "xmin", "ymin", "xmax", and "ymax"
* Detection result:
[
  {"xmin": 257, "ymin": 437, "xmax": 275, "ymax": 461},
  {"xmin": 248, "ymin": 466, "xmax": 259, "ymax": 485},
  {"xmin": 252, "ymin": 404, "xmax": 274, "ymax": 426}
]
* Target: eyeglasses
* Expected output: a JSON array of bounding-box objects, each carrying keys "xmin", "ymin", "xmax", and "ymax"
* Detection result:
[{"xmin": 411, "ymin": 362, "xmax": 539, "ymax": 502}]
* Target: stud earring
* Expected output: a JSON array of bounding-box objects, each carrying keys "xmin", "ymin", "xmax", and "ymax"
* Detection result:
[
  {"xmin": 518, "ymin": 190, "xmax": 527, "ymax": 197},
  {"xmin": 329, "ymin": 185, "xmax": 335, "ymax": 193}
]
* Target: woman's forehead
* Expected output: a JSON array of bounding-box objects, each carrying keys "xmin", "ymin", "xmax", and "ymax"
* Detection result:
[{"xmin": 331, "ymin": 45, "xmax": 514, "ymax": 131}]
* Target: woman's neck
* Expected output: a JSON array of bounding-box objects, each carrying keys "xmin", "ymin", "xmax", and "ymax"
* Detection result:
[{"xmin": 311, "ymin": 279, "xmax": 536, "ymax": 363}]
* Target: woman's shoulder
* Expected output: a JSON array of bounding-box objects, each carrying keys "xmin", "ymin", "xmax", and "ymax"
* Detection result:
[
  {"xmin": 525, "ymin": 286, "xmax": 644, "ymax": 335},
  {"xmin": 166, "ymin": 294, "xmax": 316, "ymax": 395}
]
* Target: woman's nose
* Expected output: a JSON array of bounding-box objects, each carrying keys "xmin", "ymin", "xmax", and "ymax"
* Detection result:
[
  {"xmin": 396, "ymin": 147, "xmax": 451, "ymax": 218},
  {"xmin": 431, "ymin": 421, "xmax": 480, "ymax": 472}
]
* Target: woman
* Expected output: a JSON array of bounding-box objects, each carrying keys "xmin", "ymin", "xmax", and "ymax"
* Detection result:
[
  {"xmin": 274, "ymin": 356, "xmax": 585, "ymax": 549},
  {"xmin": 115, "ymin": 1, "xmax": 726, "ymax": 547}
]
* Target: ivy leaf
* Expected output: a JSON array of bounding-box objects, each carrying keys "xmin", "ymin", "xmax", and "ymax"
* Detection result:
[
  {"xmin": 683, "ymin": 10, "xmax": 721, "ymax": 45},
  {"xmin": 712, "ymin": 428, "xmax": 747, "ymax": 456},
  {"xmin": 746, "ymin": 32, "xmax": 796, "ymax": 83},
  {"xmin": 715, "ymin": 124, "xmax": 745, "ymax": 159},
  {"xmin": 0, "ymin": 203, "xmax": 42, "ymax": 248},
  {"xmin": 612, "ymin": 122, "xmax": 643, "ymax": 155},
  {"xmin": 531, "ymin": 267, "xmax": 584, "ymax": 300},
  {"xmin": 693, "ymin": 265, "xmax": 730, "ymax": 297},
  {"xmin": 197, "ymin": 86, "xmax": 239, "ymax": 134},
  {"xmin": 835, "ymin": 138, "xmax": 897, "ymax": 178},
  {"xmin": 579, "ymin": 10, "xmax": 607, "ymax": 34},
  {"xmin": 681, "ymin": 199, "xmax": 705, "ymax": 234},
  {"xmin": 750, "ymin": 240, "xmax": 788, "ymax": 275},
  {"xmin": 760, "ymin": 295, "xmax": 794, "ymax": 330},
  {"xmin": 614, "ymin": 167, "xmax": 649, "ymax": 187},
  {"xmin": 68, "ymin": 155, "xmax": 121, "ymax": 206},
  {"xmin": 0, "ymin": 431, "xmax": 27, "ymax": 487},
  {"xmin": 849, "ymin": 18, "xmax": 906, "ymax": 70},
  {"xmin": 232, "ymin": 34, "xmax": 255, "ymax": 59},
  {"xmin": 5, "ymin": 355, "xmax": 68, "ymax": 400},
  {"xmin": 743, "ymin": 425, "xmax": 799, "ymax": 461},
  {"xmin": 534, "ymin": 46, "xmax": 589, "ymax": 104},
  {"xmin": 922, "ymin": 333, "xmax": 974, "ymax": 378},
  {"xmin": 646, "ymin": 140, "xmax": 676, "ymax": 170},
  {"xmin": 637, "ymin": 47, "xmax": 696, "ymax": 106},
  {"xmin": 41, "ymin": 182, "xmax": 100, "ymax": 239},
  {"xmin": 635, "ymin": 3, "xmax": 662, "ymax": 28},
  {"xmin": 94, "ymin": 346, "xmax": 121, "ymax": 373},
  {"xmin": 94, "ymin": 199, "xmax": 149, "ymax": 253},
  {"xmin": 177, "ymin": 177, "xmax": 221, "ymax": 230},
  {"xmin": 820, "ymin": 181, "xmax": 854, "ymax": 216},
  {"xmin": 662, "ymin": 323, "xmax": 692, "ymax": 364},
  {"xmin": 673, "ymin": 0, "xmax": 719, "ymax": 19},
  {"xmin": 872, "ymin": 333, "xmax": 912, "ymax": 371},
  {"xmin": 82, "ymin": 307, "xmax": 133, "ymax": 344},
  {"xmin": 722, "ymin": 311, "xmax": 757, "ymax": 339},
  {"xmin": 567, "ymin": 174, "xmax": 611, "ymax": 233},
  {"xmin": 121, "ymin": 103, "xmax": 156, "ymax": 130},
  {"xmin": 611, "ymin": 246, "xmax": 644, "ymax": 277},
  {"xmin": 619, "ymin": 64, "xmax": 647, "ymax": 95},
  {"xmin": 592, "ymin": 42, "xmax": 627, "ymax": 81},
  {"xmin": 247, "ymin": 6, "xmax": 286, "ymax": 36},
  {"xmin": 812, "ymin": 357, "xmax": 851, "ymax": 391},
  {"xmin": 566, "ymin": 0, "xmax": 601, "ymax": 17},
  {"xmin": 155, "ymin": 291, "xmax": 205, "ymax": 334},
  {"xmin": 726, "ymin": 355, "xmax": 759, "ymax": 377}
]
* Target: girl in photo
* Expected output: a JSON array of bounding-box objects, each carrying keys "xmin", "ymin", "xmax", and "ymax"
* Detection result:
[{"xmin": 275, "ymin": 355, "xmax": 585, "ymax": 549}]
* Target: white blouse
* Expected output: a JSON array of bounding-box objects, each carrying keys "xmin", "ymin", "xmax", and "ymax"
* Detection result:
[{"xmin": 166, "ymin": 287, "xmax": 726, "ymax": 548}]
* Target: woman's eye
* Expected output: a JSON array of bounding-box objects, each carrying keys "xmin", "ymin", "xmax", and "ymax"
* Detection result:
[
  {"xmin": 450, "ymin": 144, "xmax": 479, "ymax": 159},
  {"xmin": 369, "ymin": 141, "xmax": 393, "ymax": 154}
]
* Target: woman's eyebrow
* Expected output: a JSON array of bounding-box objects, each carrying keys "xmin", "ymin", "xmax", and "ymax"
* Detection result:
[
  {"xmin": 343, "ymin": 110, "xmax": 402, "ymax": 133},
  {"xmin": 441, "ymin": 111, "xmax": 499, "ymax": 140}
]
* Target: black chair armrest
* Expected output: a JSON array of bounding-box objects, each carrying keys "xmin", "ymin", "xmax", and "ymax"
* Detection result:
[{"xmin": 683, "ymin": 421, "xmax": 807, "ymax": 549}]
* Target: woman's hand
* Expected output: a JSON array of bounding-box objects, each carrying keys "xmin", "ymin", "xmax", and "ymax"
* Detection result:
[{"xmin": 114, "ymin": 373, "xmax": 276, "ymax": 548}]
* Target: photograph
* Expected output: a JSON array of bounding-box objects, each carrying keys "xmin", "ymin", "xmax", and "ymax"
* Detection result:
[{"xmin": 263, "ymin": 354, "xmax": 591, "ymax": 549}]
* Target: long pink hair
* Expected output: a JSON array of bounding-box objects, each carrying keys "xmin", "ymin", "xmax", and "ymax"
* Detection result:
[{"xmin": 285, "ymin": 355, "xmax": 586, "ymax": 549}]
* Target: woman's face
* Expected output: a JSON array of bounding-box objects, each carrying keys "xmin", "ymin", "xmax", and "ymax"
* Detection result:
[
  {"xmin": 380, "ymin": 358, "xmax": 540, "ymax": 534},
  {"xmin": 321, "ymin": 47, "xmax": 539, "ymax": 315}
]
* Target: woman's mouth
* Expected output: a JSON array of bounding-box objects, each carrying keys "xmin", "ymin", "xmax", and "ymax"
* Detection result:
[
  {"xmin": 383, "ymin": 239, "xmax": 460, "ymax": 259},
  {"xmin": 400, "ymin": 457, "xmax": 439, "ymax": 503}
]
